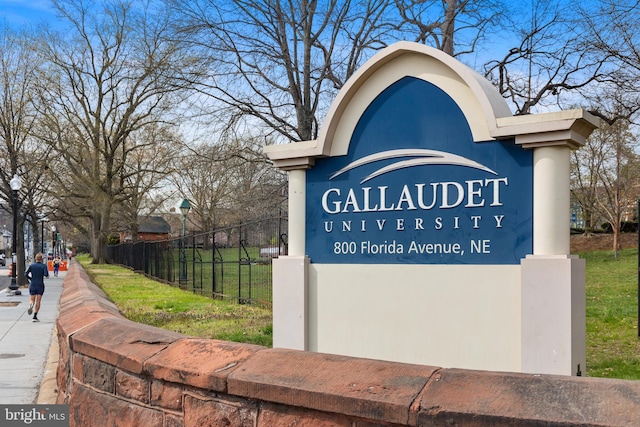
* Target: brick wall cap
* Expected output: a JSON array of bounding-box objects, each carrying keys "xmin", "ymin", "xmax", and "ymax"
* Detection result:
[
  {"xmin": 145, "ymin": 338, "xmax": 265, "ymax": 391},
  {"xmin": 228, "ymin": 348, "xmax": 438, "ymax": 425},
  {"xmin": 70, "ymin": 317, "xmax": 184, "ymax": 374},
  {"xmin": 418, "ymin": 368, "xmax": 640, "ymax": 426}
]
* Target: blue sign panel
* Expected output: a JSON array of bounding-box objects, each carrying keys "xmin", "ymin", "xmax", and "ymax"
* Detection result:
[{"xmin": 306, "ymin": 76, "xmax": 532, "ymax": 264}]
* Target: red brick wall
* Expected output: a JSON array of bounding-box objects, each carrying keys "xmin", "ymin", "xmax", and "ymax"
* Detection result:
[
  {"xmin": 137, "ymin": 232, "xmax": 169, "ymax": 241},
  {"xmin": 56, "ymin": 261, "xmax": 640, "ymax": 427}
]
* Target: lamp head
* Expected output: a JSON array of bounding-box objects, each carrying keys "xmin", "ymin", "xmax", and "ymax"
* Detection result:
[
  {"xmin": 179, "ymin": 198, "xmax": 191, "ymax": 216},
  {"xmin": 9, "ymin": 174, "xmax": 22, "ymax": 191}
]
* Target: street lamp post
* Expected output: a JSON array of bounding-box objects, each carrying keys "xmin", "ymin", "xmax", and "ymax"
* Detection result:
[
  {"xmin": 52, "ymin": 225, "xmax": 56, "ymax": 257},
  {"xmin": 41, "ymin": 220, "xmax": 44, "ymax": 253},
  {"xmin": 8, "ymin": 174, "xmax": 22, "ymax": 295},
  {"xmin": 179, "ymin": 198, "xmax": 191, "ymax": 283}
]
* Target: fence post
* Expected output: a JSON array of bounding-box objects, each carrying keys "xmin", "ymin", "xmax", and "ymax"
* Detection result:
[
  {"xmin": 191, "ymin": 233, "xmax": 195, "ymax": 293},
  {"xmin": 238, "ymin": 225, "xmax": 242, "ymax": 304},
  {"xmin": 210, "ymin": 230, "xmax": 215, "ymax": 298}
]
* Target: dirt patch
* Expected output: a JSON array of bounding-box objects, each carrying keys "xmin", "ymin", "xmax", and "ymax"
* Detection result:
[
  {"xmin": 0, "ymin": 302, "xmax": 19, "ymax": 307},
  {"xmin": 570, "ymin": 232, "xmax": 638, "ymax": 252}
]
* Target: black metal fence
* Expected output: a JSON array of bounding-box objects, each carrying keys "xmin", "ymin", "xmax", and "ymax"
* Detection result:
[{"xmin": 105, "ymin": 216, "xmax": 288, "ymax": 306}]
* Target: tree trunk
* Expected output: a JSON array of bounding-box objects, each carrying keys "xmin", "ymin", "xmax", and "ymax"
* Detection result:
[
  {"xmin": 613, "ymin": 225, "xmax": 623, "ymax": 259},
  {"xmin": 90, "ymin": 210, "xmax": 107, "ymax": 264},
  {"xmin": 441, "ymin": 0, "xmax": 457, "ymax": 56}
]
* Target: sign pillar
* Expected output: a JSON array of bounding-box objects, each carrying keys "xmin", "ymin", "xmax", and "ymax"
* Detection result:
[
  {"xmin": 272, "ymin": 167, "xmax": 309, "ymax": 351},
  {"xmin": 288, "ymin": 169, "xmax": 306, "ymax": 256},
  {"xmin": 497, "ymin": 115, "xmax": 598, "ymax": 375},
  {"xmin": 533, "ymin": 145, "xmax": 571, "ymax": 255}
]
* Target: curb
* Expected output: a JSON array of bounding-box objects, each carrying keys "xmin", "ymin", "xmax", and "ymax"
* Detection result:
[{"xmin": 37, "ymin": 324, "xmax": 59, "ymax": 404}]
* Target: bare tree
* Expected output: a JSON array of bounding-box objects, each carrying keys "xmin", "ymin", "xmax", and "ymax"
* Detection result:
[
  {"xmin": 395, "ymin": 0, "xmax": 506, "ymax": 57},
  {"xmin": 572, "ymin": 117, "xmax": 639, "ymax": 255},
  {"xmin": 571, "ymin": 131, "xmax": 606, "ymax": 234},
  {"xmin": 223, "ymin": 137, "xmax": 288, "ymax": 225},
  {"xmin": 173, "ymin": 135, "xmax": 286, "ymax": 232},
  {"xmin": 596, "ymin": 120, "xmax": 638, "ymax": 255},
  {"xmin": 35, "ymin": 0, "xmax": 195, "ymax": 263},
  {"xmin": 483, "ymin": 0, "xmax": 611, "ymax": 115},
  {"xmin": 167, "ymin": 0, "xmax": 396, "ymax": 143},
  {"xmin": 173, "ymin": 144, "xmax": 237, "ymax": 232},
  {"xmin": 580, "ymin": 0, "xmax": 640, "ymax": 126},
  {"xmin": 0, "ymin": 24, "xmax": 51, "ymax": 283},
  {"xmin": 114, "ymin": 124, "xmax": 181, "ymax": 242}
]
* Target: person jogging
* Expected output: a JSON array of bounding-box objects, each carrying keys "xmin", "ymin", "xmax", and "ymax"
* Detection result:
[
  {"xmin": 53, "ymin": 256, "xmax": 61, "ymax": 277},
  {"xmin": 25, "ymin": 253, "xmax": 49, "ymax": 322}
]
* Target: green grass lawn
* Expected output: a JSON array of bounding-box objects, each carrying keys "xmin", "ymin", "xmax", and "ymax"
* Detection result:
[
  {"xmin": 77, "ymin": 255, "xmax": 273, "ymax": 347},
  {"xmin": 139, "ymin": 245, "xmax": 274, "ymax": 304},
  {"xmin": 578, "ymin": 247, "xmax": 640, "ymax": 379},
  {"xmin": 78, "ymin": 249, "xmax": 640, "ymax": 379}
]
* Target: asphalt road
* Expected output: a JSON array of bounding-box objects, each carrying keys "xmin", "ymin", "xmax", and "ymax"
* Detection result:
[{"xmin": 0, "ymin": 265, "xmax": 11, "ymax": 291}]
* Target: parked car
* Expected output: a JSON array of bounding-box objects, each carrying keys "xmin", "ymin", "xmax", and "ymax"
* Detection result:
[{"xmin": 0, "ymin": 254, "xmax": 5, "ymax": 266}]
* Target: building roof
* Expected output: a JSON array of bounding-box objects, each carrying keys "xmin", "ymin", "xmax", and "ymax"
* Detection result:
[{"xmin": 138, "ymin": 216, "xmax": 172, "ymax": 234}]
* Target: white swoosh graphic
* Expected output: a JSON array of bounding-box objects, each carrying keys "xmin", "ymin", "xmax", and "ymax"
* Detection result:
[{"xmin": 330, "ymin": 149, "xmax": 497, "ymax": 184}]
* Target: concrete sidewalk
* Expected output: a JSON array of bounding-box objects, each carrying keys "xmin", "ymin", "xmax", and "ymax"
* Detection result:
[{"xmin": 0, "ymin": 271, "xmax": 64, "ymax": 404}]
